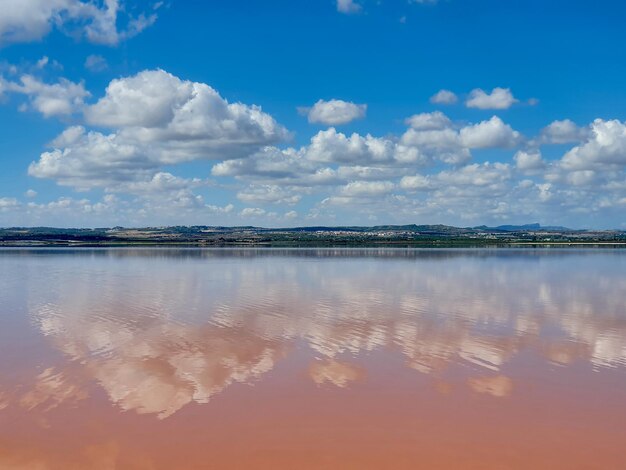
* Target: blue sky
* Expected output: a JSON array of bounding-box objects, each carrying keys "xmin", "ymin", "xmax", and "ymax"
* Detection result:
[{"xmin": 1, "ymin": 0, "xmax": 625, "ymax": 228}]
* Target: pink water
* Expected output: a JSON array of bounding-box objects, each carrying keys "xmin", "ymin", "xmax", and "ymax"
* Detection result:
[{"xmin": 1, "ymin": 248, "xmax": 625, "ymax": 469}]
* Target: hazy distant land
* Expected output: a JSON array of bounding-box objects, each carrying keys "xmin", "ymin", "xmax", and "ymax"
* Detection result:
[{"xmin": 1, "ymin": 224, "xmax": 625, "ymax": 247}]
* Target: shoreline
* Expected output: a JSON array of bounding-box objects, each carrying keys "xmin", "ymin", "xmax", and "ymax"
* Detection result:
[{"xmin": 2, "ymin": 241, "xmax": 626, "ymax": 248}]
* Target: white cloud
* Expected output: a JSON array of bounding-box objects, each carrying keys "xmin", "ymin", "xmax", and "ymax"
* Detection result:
[
  {"xmin": 298, "ymin": 125, "xmax": 443, "ymax": 167},
  {"xmin": 336, "ymin": 166, "xmax": 404, "ymax": 181},
  {"xmin": 85, "ymin": 70, "xmax": 287, "ymax": 157},
  {"xmin": 2, "ymin": 192, "xmax": 239, "ymax": 227},
  {"xmin": 465, "ymin": 87, "xmax": 518, "ymax": 110},
  {"xmin": 405, "ymin": 111, "xmax": 452, "ymax": 130},
  {"xmin": 459, "ymin": 116, "xmax": 521, "ymax": 148},
  {"xmin": 10, "ymin": 59, "xmax": 623, "ymax": 227},
  {"xmin": 84, "ymin": 54, "xmax": 108, "ymax": 72},
  {"xmin": 540, "ymin": 119, "xmax": 589, "ymax": 144},
  {"xmin": 215, "ymin": 112, "xmax": 524, "ymax": 194},
  {"xmin": 211, "ymin": 147, "xmax": 323, "ymax": 184},
  {"xmin": 50, "ymin": 125, "xmax": 86, "ymax": 147},
  {"xmin": 564, "ymin": 170, "xmax": 599, "ymax": 187},
  {"xmin": 30, "ymin": 70, "xmax": 289, "ymax": 189},
  {"xmin": 302, "ymin": 99, "xmax": 367, "ymax": 126},
  {"xmin": 111, "ymin": 172, "xmax": 208, "ymax": 196},
  {"xmin": 437, "ymin": 162, "xmax": 512, "ymax": 188},
  {"xmin": 85, "ymin": 69, "xmax": 194, "ymax": 128},
  {"xmin": 35, "ymin": 56, "xmax": 49, "ymax": 69},
  {"xmin": 1, "ymin": 195, "xmax": 127, "ymax": 227},
  {"xmin": 339, "ymin": 181, "xmax": 395, "ymax": 197},
  {"xmin": 0, "ymin": 197, "xmax": 20, "ymax": 212},
  {"xmin": 1, "ymin": 74, "xmax": 89, "ymax": 117},
  {"xmin": 29, "ymin": 128, "xmax": 155, "ymax": 189},
  {"xmin": 560, "ymin": 119, "xmax": 626, "ymax": 170},
  {"xmin": 430, "ymin": 89, "xmax": 458, "ymax": 105},
  {"xmin": 337, "ymin": 0, "xmax": 361, "ymax": 14},
  {"xmin": 237, "ymin": 185, "xmax": 302, "ymax": 205},
  {"xmin": 0, "ymin": 0, "xmax": 66, "ymax": 44},
  {"xmin": 402, "ymin": 112, "xmax": 520, "ymax": 164},
  {"xmin": 25, "ymin": 189, "xmax": 38, "ymax": 198},
  {"xmin": 400, "ymin": 128, "xmax": 467, "ymax": 165},
  {"xmin": 514, "ymin": 150, "xmax": 545, "ymax": 171},
  {"xmin": 0, "ymin": 0, "xmax": 157, "ymax": 46},
  {"xmin": 240, "ymin": 207, "xmax": 266, "ymax": 217},
  {"xmin": 322, "ymin": 180, "xmax": 396, "ymax": 207},
  {"xmin": 399, "ymin": 174, "xmax": 432, "ymax": 191},
  {"xmin": 305, "ymin": 128, "xmax": 397, "ymax": 164}
]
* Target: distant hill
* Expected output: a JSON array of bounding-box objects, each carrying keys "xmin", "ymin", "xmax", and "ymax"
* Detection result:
[
  {"xmin": 473, "ymin": 223, "xmax": 573, "ymax": 232},
  {"xmin": 1, "ymin": 223, "xmax": 624, "ymax": 246}
]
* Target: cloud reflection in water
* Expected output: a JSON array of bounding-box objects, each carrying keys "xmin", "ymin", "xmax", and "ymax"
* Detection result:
[{"xmin": 5, "ymin": 248, "xmax": 625, "ymax": 419}]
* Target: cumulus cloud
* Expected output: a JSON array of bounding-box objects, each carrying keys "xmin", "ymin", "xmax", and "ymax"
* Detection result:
[
  {"xmin": 29, "ymin": 128, "xmax": 155, "ymax": 188},
  {"xmin": 0, "ymin": 197, "xmax": 20, "ymax": 212},
  {"xmin": 301, "ymin": 99, "xmax": 367, "ymax": 126},
  {"xmin": 213, "ymin": 146, "xmax": 405, "ymax": 190},
  {"xmin": 0, "ymin": 0, "xmax": 70, "ymax": 44},
  {"xmin": 291, "ymin": 115, "xmax": 491, "ymax": 169},
  {"xmin": 211, "ymin": 112, "xmax": 528, "ymax": 219},
  {"xmin": 240, "ymin": 207, "xmax": 266, "ymax": 217},
  {"xmin": 405, "ymin": 111, "xmax": 452, "ymax": 130},
  {"xmin": 559, "ymin": 119, "xmax": 626, "ymax": 170},
  {"xmin": 339, "ymin": 180, "xmax": 395, "ymax": 197},
  {"xmin": 305, "ymin": 128, "xmax": 397, "ymax": 164},
  {"xmin": 0, "ymin": 191, "xmax": 239, "ymax": 226},
  {"xmin": 0, "ymin": 196, "xmax": 126, "ymax": 227},
  {"xmin": 321, "ymin": 180, "xmax": 396, "ymax": 207},
  {"xmin": 437, "ymin": 162, "xmax": 511, "ymax": 188},
  {"xmin": 537, "ymin": 119, "xmax": 626, "ymax": 204},
  {"xmin": 459, "ymin": 116, "xmax": 521, "ymax": 148},
  {"xmin": 514, "ymin": 150, "xmax": 545, "ymax": 171},
  {"xmin": 85, "ymin": 69, "xmax": 285, "ymax": 138},
  {"xmin": 466, "ymin": 87, "xmax": 518, "ymax": 110},
  {"xmin": 387, "ymin": 163, "xmax": 515, "ymax": 211},
  {"xmin": 336, "ymin": 165, "xmax": 404, "ymax": 181},
  {"xmin": 30, "ymin": 69, "xmax": 289, "ymax": 189},
  {"xmin": 430, "ymin": 89, "xmax": 458, "ymax": 105},
  {"xmin": 540, "ymin": 119, "xmax": 589, "ymax": 144},
  {"xmin": 1, "ymin": 74, "xmax": 89, "ymax": 117},
  {"xmin": 8, "ymin": 62, "xmax": 624, "ymax": 227},
  {"xmin": 237, "ymin": 185, "xmax": 302, "ymax": 205},
  {"xmin": 400, "ymin": 131, "xmax": 467, "ymax": 165},
  {"xmin": 85, "ymin": 70, "xmax": 287, "ymax": 154},
  {"xmin": 337, "ymin": 0, "xmax": 361, "ymax": 14},
  {"xmin": 212, "ymin": 146, "xmax": 331, "ymax": 186},
  {"xmin": 0, "ymin": 0, "xmax": 157, "ymax": 46},
  {"xmin": 402, "ymin": 113, "xmax": 521, "ymax": 162},
  {"xmin": 399, "ymin": 174, "xmax": 433, "ymax": 191},
  {"xmin": 111, "ymin": 172, "xmax": 209, "ymax": 196}
]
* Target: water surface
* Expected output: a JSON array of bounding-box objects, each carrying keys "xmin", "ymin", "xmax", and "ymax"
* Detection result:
[{"xmin": 1, "ymin": 248, "xmax": 625, "ymax": 469}]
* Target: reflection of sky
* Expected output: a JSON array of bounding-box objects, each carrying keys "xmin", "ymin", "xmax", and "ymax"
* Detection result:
[{"xmin": 1, "ymin": 248, "xmax": 626, "ymax": 419}]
